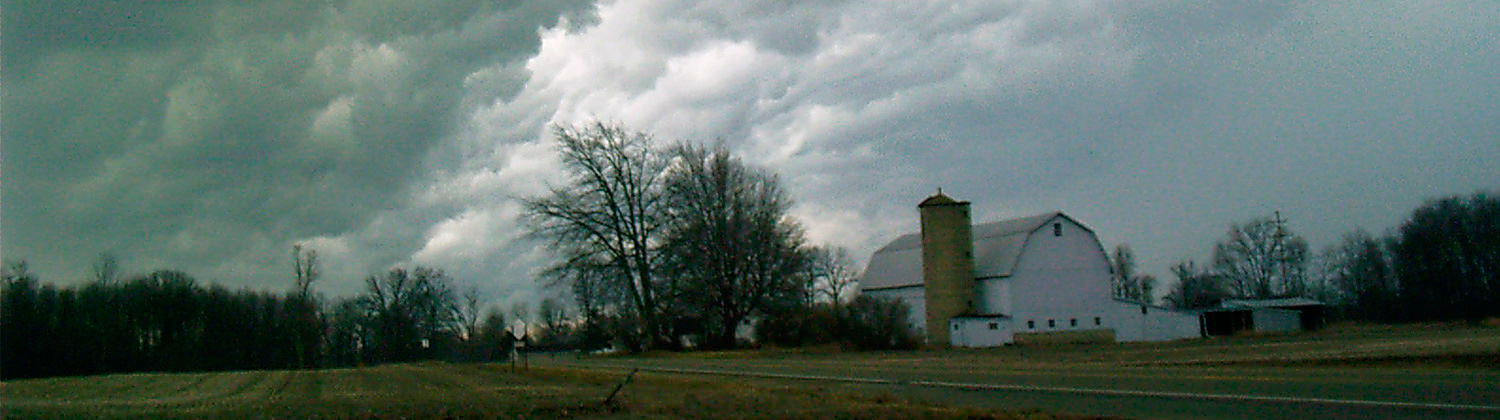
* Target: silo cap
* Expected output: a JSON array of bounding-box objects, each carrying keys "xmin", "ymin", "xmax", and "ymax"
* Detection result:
[{"xmin": 919, "ymin": 191, "xmax": 967, "ymax": 207}]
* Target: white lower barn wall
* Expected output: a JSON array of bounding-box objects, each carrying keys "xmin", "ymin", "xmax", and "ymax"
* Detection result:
[
  {"xmin": 867, "ymin": 288, "xmax": 1205, "ymax": 346},
  {"xmin": 1111, "ymin": 301, "xmax": 1203, "ymax": 342},
  {"xmin": 950, "ymin": 318, "xmax": 1014, "ymax": 347},
  {"xmin": 1251, "ymin": 308, "xmax": 1301, "ymax": 332}
]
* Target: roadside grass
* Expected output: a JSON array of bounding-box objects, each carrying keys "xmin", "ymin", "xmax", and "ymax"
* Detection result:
[
  {"xmin": 540, "ymin": 322, "xmax": 1500, "ymax": 418},
  {"xmin": 1, "ymin": 363, "xmax": 1110, "ymax": 419},
  {"xmin": 544, "ymin": 367, "xmax": 1113, "ymax": 419},
  {"xmin": 656, "ymin": 321, "xmax": 1500, "ymax": 370}
]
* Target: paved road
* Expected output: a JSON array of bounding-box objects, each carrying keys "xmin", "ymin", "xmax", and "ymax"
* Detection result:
[{"xmin": 542, "ymin": 356, "xmax": 1500, "ymax": 420}]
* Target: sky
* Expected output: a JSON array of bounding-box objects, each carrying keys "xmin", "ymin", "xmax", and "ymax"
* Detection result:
[{"xmin": 5, "ymin": 0, "xmax": 1497, "ymax": 312}]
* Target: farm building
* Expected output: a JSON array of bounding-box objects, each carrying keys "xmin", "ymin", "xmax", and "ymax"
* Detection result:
[
  {"xmin": 1202, "ymin": 298, "xmax": 1327, "ymax": 336},
  {"xmin": 859, "ymin": 192, "xmax": 1203, "ymax": 347}
]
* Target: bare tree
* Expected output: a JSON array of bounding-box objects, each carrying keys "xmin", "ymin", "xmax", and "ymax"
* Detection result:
[
  {"xmin": 292, "ymin": 244, "xmax": 320, "ymax": 299},
  {"xmin": 525, "ymin": 122, "xmax": 670, "ymax": 349},
  {"xmin": 1110, "ymin": 245, "xmax": 1155, "ymax": 304},
  {"xmin": 476, "ymin": 309, "xmax": 510, "ymax": 359},
  {"xmin": 457, "ymin": 286, "xmax": 483, "ymax": 341},
  {"xmin": 1314, "ymin": 230, "xmax": 1397, "ymax": 319},
  {"xmin": 660, "ymin": 143, "xmax": 810, "ymax": 349},
  {"xmin": 361, "ymin": 267, "xmax": 457, "ymax": 362},
  {"xmin": 1164, "ymin": 261, "xmax": 1225, "ymax": 309},
  {"xmin": 809, "ymin": 246, "xmax": 859, "ymax": 304},
  {"xmin": 1211, "ymin": 214, "xmax": 1308, "ymax": 299},
  {"xmin": 289, "ymin": 244, "xmax": 323, "ymax": 368},
  {"xmin": 538, "ymin": 297, "xmax": 568, "ymax": 333},
  {"xmin": 540, "ymin": 251, "xmax": 621, "ymax": 330},
  {"xmin": 91, "ymin": 253, "xmax": 121, "ymax": 285}
]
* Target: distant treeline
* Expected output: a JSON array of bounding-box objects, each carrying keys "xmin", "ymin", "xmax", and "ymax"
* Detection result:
[
  {"xmin": 1324, "ymin": 192, "xmax": 1500, "ymax": 322},
  {"xmin": 0, "ymin": 263, "xmax": 521, "ymax": 380},
  {"xmin": 1146, "ymin": 191, "xmax": 1500, "ymax": 323},
  {"xmin": 0, "ymin": 257, "xmax": 910, "ymax": 381},
  {"xmin": 4, "ymin": 271, "xmax": 313, "ymax": 379}
]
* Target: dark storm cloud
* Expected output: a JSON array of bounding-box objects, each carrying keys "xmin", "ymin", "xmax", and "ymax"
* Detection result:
[
  {"xmin": 3, "ymin": 0, "xmax": 593, "ymax": 293},
  {"xmin": 6, "ymin": 0, "xmax": 1496, "ymax": 309}
]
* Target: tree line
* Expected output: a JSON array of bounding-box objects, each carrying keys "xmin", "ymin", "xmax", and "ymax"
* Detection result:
[
  {"xmin": 526, "ymin": 122, "xmax": 913, "ymax": 351},
  {"xmin": 1116, "ymin": 191, "xmax": 1499, "ymax": 323},
  {"xmin": 2, "ymin": 262, "xmax": 321, "ymax": 380},
  {"xmin": 0, "ymin": 250, "xmax": 540, "ymax": 380}
]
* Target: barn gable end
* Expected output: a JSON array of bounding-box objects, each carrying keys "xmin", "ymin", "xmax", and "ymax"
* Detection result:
[{"xmin": 860, "ymin": 194, "xmax": 1209, "ymax": 346}]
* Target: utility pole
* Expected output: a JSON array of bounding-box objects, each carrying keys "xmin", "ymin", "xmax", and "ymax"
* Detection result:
[{"xmin": 1272, "ymin": 210, "xmax": 1288, "ymax": 296}]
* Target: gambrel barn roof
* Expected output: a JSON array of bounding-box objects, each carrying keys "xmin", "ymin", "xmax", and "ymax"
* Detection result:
[{"xmin": 861, "ymin": 212, "xmax": 1096, "ymax": 290}]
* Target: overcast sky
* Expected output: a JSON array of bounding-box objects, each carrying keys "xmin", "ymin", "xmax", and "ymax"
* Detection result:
[{"xmin": 5, "ymin": 0, "xmax": 1497, "ymax": 312}]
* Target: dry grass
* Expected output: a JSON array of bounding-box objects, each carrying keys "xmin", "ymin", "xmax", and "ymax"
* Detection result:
[
  {"xmin": 829, "ymin": 321, "xmax": 1500, "ymax": 370},
  {"xmin": 7, "ymin": 323, "xmax": 1489, "ymax": 419},
  {"xmin": 0, "ymin": 363, "xmax": 1112, "ymax": 419}
]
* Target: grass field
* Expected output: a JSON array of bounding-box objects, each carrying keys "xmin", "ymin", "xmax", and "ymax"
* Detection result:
[
  {"xmin": 4, "ymin": 323, "xmax": 1496, "ymax": 419},
  {"xmin": 616, "ymin": 321, "xmax": 1500, "ymax": 368},
  {"xmin": 1, "ymin": 362, "xmax": 1103, "ymax": 419},
  {"xmin": 554, "ymin": 322, "xmax": 1500, "ymax": 420}
]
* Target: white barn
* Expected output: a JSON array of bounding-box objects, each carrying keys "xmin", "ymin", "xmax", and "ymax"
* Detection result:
[{"xmin": 860, "ymin": 192, "xmax": 1203, "ymax": 347}]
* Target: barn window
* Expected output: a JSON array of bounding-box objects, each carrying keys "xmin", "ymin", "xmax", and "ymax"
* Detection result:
[
  {"xmin": 1053, "ymin": 223, "xmax": 1062, "ymax": 236},
  {"xmin": 988, "ymin": 322, "xmax": 998, "ymax": 330},
  {"xmin": 1047, "ymin": 319, "xmax": 1055, "ymax": 328},
  {"xmin": 1070, "ymin": 318, "xmax": 1077, "ymax": 327},
  {"xmin": 1141, "ymin": 306, "xmax": 1149, "ymax": 315},
  {"xmin": 1027, "ymin": 320, "xmax": 1035, "ymax": 329},
  {"xmin": 952, "ymin": 323, "xmax": 959, "ymax": 331},
  {"xmin": 1094, "ymin": 317, "xmax": 1101, "ymax": 326}
]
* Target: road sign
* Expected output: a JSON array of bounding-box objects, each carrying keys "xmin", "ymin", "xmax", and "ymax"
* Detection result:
[{"xmin": 509, "ymin": 320, "xmax": 527, "ymax": 340}]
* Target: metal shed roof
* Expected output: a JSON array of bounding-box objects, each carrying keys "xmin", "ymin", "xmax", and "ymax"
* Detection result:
[{"xmin": 1219, "ymin": 297, "xmax": 1325, "ymax": 309}]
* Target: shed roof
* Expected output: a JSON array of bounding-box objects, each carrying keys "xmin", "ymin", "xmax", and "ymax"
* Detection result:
[
  {"xmin": 861, "ymin": 212, "xmax": 1087, "ymax": 290},
  {"xmin": 1220, "ymin": 297, "xmax": 1325, "ymax": 309}
]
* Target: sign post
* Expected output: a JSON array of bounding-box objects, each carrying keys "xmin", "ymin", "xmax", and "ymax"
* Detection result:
[{"xmin": 509, "ymin": 321, "xmax": 527, "ymax": 372}]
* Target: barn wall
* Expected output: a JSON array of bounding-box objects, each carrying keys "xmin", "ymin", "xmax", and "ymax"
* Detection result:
[
  {"xmin": 1007, "ymin": 217, "xmax": 1116, "ymax": 329},
  {"xmin": 951, "ymin": 318, "xmax": 1013, "ymax": 347},
  {"xmin": 974, "ymin": 278, "xmax": 1011, "ymax": 315},
  {"xmin": 1251, "ymin": 308, "xmax": 1301, "ymax": 332},
  {"xmin": 1011, "ymin": 310, "xmax": 1110, "ymax": 336},
  {"xmin": 1112, "ymin": 301, "xmax": 1202, "ymax": 342}
]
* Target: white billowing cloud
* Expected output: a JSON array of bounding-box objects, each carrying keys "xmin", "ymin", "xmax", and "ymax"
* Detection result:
[
  {"xmin": 467, "ymin": 0, "xmax": 1143, "ymax": 265},
  {"xmin": 412, "ymin": 207, "xmax": 512, "ymax": 266}
]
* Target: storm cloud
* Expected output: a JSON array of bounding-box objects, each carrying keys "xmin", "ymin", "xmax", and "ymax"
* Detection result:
[{"xmin": 5, "ymin": 0, "xmax": 1497, "ymax": 309}]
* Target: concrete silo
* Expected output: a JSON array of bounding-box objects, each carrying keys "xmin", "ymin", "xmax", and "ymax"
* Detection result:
[{"xmin": 918, "ymin": 191, "xmax": 975, "ymax": 347}]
